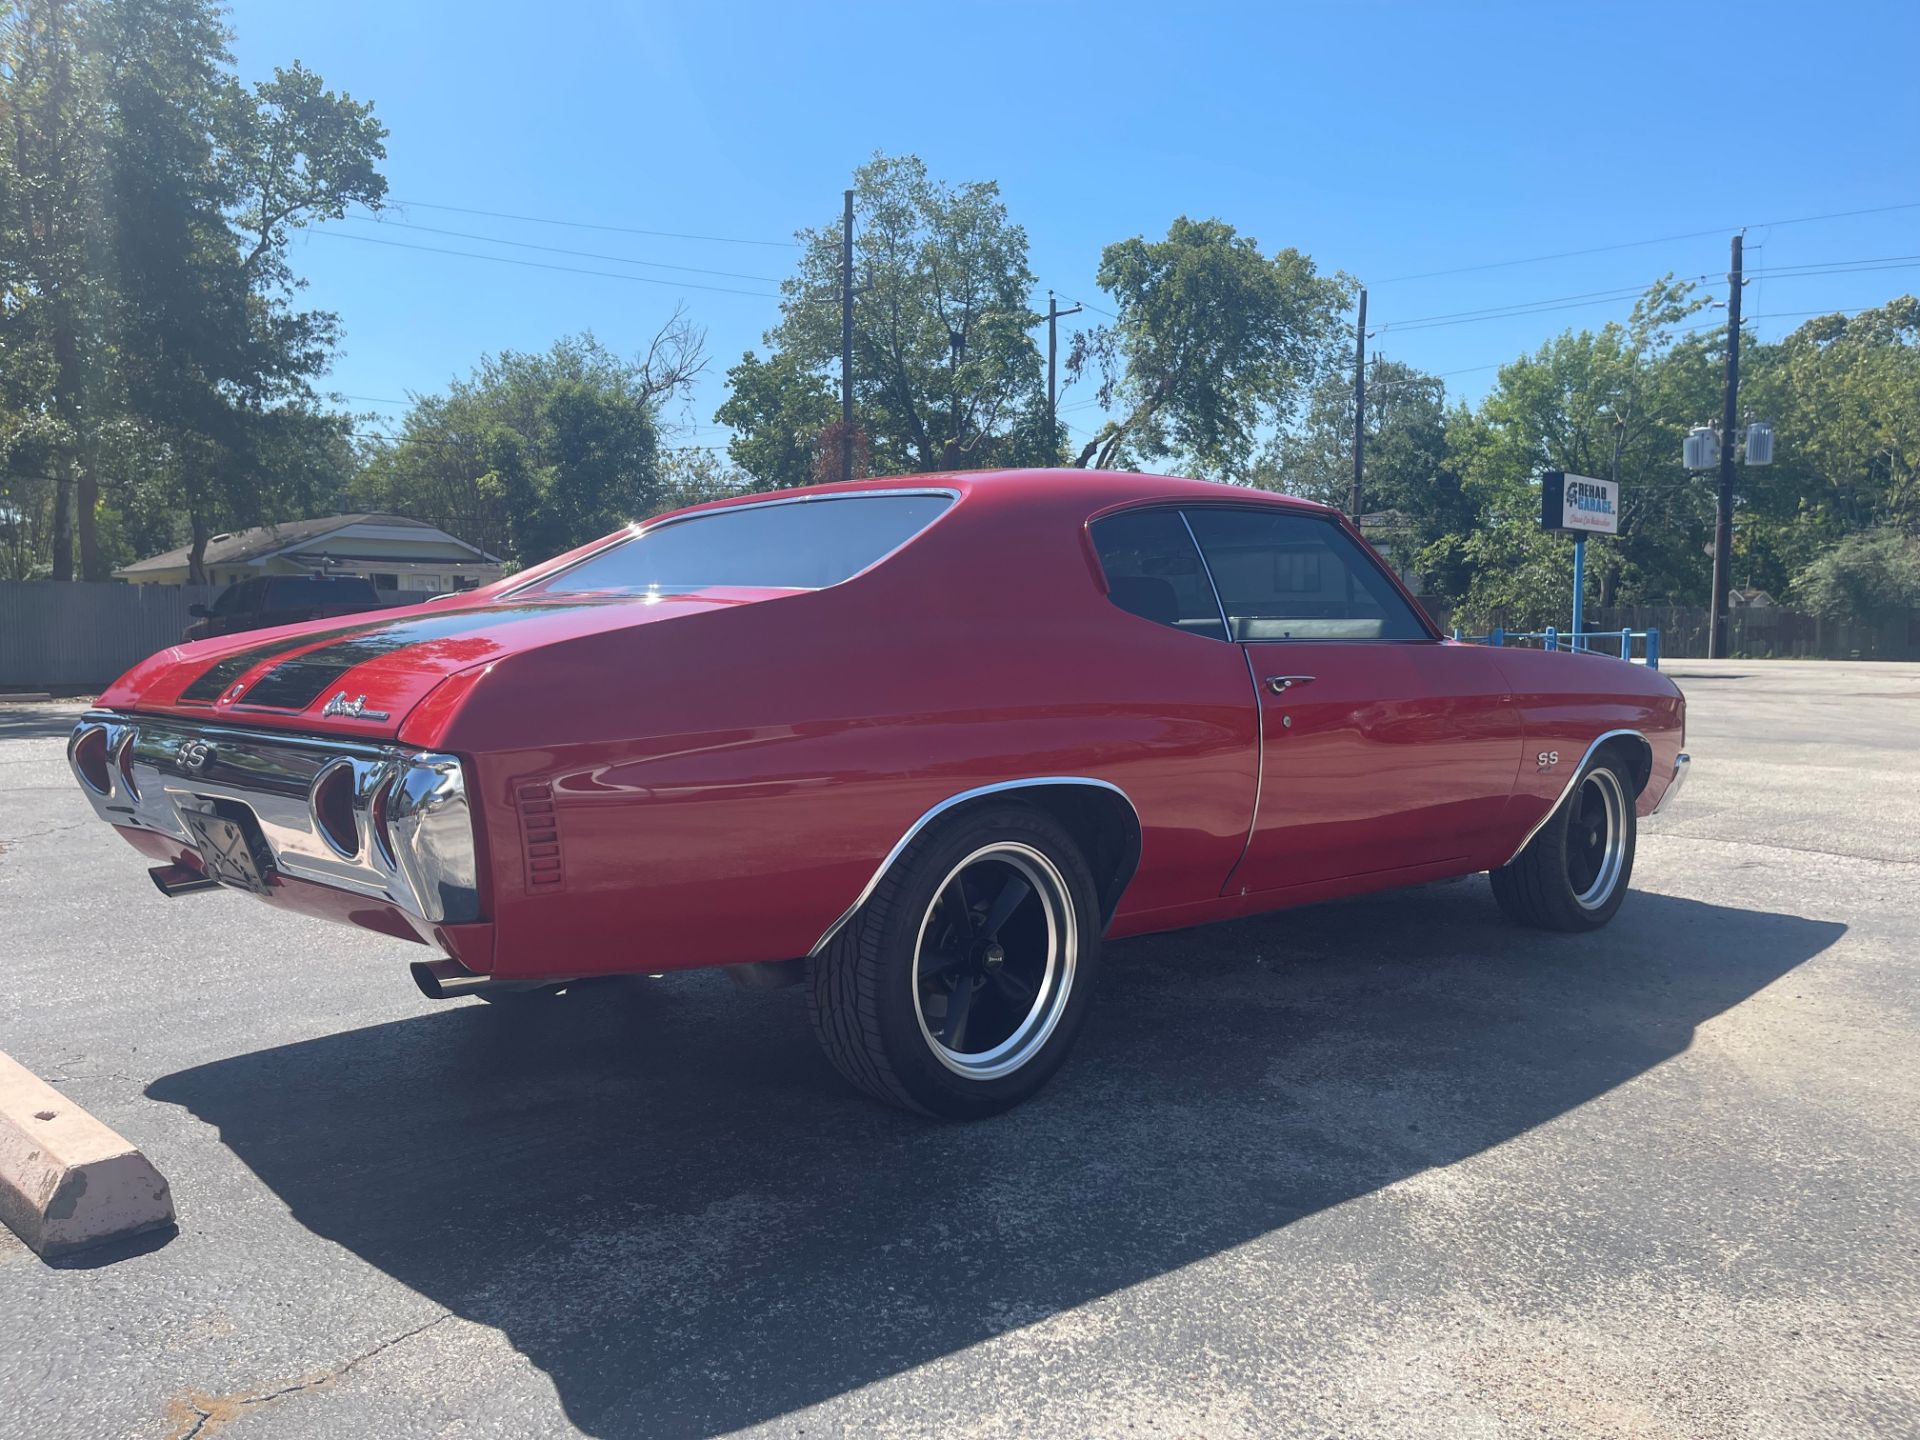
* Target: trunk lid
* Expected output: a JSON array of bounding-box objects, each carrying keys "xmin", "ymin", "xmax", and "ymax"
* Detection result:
[{"xmin": 96, "ymin": 591, "xmax": 771, "ymax": 740}]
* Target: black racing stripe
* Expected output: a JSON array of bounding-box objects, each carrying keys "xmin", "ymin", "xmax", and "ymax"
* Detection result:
[
  {"xmin": 177, "ymin": 618, "xmax": 408, "ymax": 703},
  {"xmin": 234, "ymin": 605, "xmax": 589, "ymax": 711}
]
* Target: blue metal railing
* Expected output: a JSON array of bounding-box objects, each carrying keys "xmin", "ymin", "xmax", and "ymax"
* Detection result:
[{"xmin": 1451, "ymin": 625, "xmax": 1662, "ymax": 670}]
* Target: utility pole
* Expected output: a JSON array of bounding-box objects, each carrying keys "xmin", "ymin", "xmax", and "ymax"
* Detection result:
[
  {"xmin": 1046, "ymin": 291, "xmax": 1082, "ymax": 445},
  {"xmin": 840, "ymin": 188, "xmax": 855, "ymax": 482},
  {"xmin": 1350, "ymin": 288, "xmax": 1367, "ymax": 519},
  {"xmin": 1708, "ymin": 234, "xmax": 1743, "ymax": 658}
]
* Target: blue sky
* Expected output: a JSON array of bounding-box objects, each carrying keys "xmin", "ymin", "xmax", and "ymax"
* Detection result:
[{"xmin": 228, "ymin": 0, "xmax": 1920, "ymax": 459}]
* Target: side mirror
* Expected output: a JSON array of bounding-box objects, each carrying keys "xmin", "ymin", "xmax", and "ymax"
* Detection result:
[{"xmin": 188, "ymin": 603, "xmax": 210, "ymax": 617}]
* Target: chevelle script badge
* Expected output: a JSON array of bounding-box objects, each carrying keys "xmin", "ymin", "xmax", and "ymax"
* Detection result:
[{"xmin": 321, "ymin": 691, "xmax": 390, "ymax": 721}]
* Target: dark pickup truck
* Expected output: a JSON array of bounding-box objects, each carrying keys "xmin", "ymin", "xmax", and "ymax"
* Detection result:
[{"xmin": 184, "ymin": 574, "xmax": 392, "ymax": 643}]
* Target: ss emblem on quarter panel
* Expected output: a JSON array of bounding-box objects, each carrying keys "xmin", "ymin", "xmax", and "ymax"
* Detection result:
[
  {"xmin": 177, "ymin": 738, "xmax": 216, "ymax": 773},
  {"xmin": 1536, "ymin": 750, "xmax": 1560, "ymax": 772}
]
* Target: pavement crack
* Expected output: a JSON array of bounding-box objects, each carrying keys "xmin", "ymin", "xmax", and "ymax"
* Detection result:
[
  {"xmin": 163, "ymin": 1314, "xmax": 452, "ymax": 1439},
  {"xmin": 1670, "ymin": 831, "xmax": 1920, "ymax": 866},
  {"xmin": 0, "ymin": 820, "xmax": 90, "ymax": 848}
]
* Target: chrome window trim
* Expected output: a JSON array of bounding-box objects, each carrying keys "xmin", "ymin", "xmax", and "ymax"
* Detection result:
[
  {"xmin": 1500, "ymin": 728, "xmax": 1653, "ymax": 868},
  {"xmin": 69, "ymin": 709, "xmax": 478, "ymax": 925},
  {"xmin": 808, "ymin": 776, "xmax": 1141, "ymax": 958},
  {"xmin": 1178, "ymin": 509, "xmax": 1235, "ymax": 640},
  {"xmin": 501, "ymin": 485, "xmax": 962, "ymax": 600},
  {"xmin": 1226, "ymin": 644, "xmax": 1267, "ymax": 890}
]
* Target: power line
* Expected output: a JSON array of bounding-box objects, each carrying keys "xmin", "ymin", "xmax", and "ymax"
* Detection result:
[
  {"xmin": 386, "ymin": 198, "xmax": 799, "ymax": 249},
  {"xmin": 1373, "ymin": 200, "xmax": 1920, "ymax": 285},
  {"xmin": 1373, "ymin": 255, "xmax": 1918, "ymax": 336},
  {"xmin": 1746, "ymin": 254, "xmax": 1920, "ymax": 277},
  {"xmin": 341, "ymin": 215, "xmax": 785, "ymax": 284},
  {"xmin": 309, "ymin": 229, "xmax": 781, "ymax": 298},
  {"xmin": 1375, "ymin": 274, "xmax": 1716, "ymax": 333},
  {"xmin": 1063, "ymin": 294, "xmax": 1117, "ymax": 320}
]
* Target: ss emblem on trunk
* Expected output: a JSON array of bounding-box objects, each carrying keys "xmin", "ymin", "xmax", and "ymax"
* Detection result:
[{"xmin": 178, "ymin": 738, "xmax": 216, "ymax": 773}]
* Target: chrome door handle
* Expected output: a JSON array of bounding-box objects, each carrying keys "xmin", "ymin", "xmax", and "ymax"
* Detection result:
[{"xmin": 1265, "ymin": 674, "xmax": 1315, "ymax": 694}]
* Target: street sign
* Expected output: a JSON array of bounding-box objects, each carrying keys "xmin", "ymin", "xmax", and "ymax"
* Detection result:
[{"xmin": 1540, "ymin": 470, "xmax": 1619, "ymax": 536}]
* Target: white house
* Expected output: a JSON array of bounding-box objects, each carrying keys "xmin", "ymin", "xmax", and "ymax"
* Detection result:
[{"xmin": 114, "ymin": 514, "xmax": 505, "ymax": 594}]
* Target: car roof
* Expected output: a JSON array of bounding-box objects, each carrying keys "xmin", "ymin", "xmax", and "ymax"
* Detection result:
[{"xmin": 671, "ymin": 467, "xmax": 1336, "ymax": 520}]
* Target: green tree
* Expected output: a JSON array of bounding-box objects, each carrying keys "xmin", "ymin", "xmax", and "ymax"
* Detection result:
[
  {"xmin": 655, "ymin": 446, "xmax": 753, "ymax": 512},
  {"xmin": 1258, "ymin": 358, "xmax": 1476, "ymax": 596},
  {"xmin": 1445, "ymin": 279, "xmax": 1717, "ymax": 628},
  {"xmin": 1067, "ymin": 217, "xmax": 1347, "ymax": 477},
  {"xmin": 768, "ymin": 152, "xmax": 1050, "ymax": 474},
  {"xmin": 1790, "ymin": 527, "xmax": 1920, "ymax": 624},
  {"xmin": 0, "ymin": 0, "xmax": 108, "ymax": 580},
  {"xmin": 0, "ymin": 0, "xmax": 385, "ymax": 580},
  {"xmin": 714, "ymin": 349, "xmax": 836, "ymax": 489},
  {"xmin": 1737, "ymin": 297, "xmax": 1920, "ymax": 595},
  {"xmin": 351, "ymin": 329, "xmax": 704, "ymax": 567}
]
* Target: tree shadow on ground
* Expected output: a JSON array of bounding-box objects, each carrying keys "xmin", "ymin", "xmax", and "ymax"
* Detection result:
[
  {"xmin": 149, "ymin": 881, "xmax": 1842, "ymax": 1439},
  {"xmin": 0, "ymin": 702, "xmax": 85, "ymax": 742}
]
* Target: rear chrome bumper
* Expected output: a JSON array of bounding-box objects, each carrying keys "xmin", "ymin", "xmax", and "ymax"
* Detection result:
[
  {"xmin": 1651, "ymin": 752, "xmax": 1690, "ymax": 816},
  {"xmin": 69, "ymin": 710, "xmax": 479, "ymax": 924}
]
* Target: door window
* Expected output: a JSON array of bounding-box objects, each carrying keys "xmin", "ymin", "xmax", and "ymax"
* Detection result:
[
  {"xmin": 1089, "ymin": 509, "xmax": 1228, "ymax": 642},
  {"xmin": 1182, "ymin": 509, "xmax": 1428, "ymax": 641}
]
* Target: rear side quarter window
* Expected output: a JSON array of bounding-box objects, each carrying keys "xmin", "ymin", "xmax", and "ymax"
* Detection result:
[{"xmin": 1089, "ymin": 509, "xmax": 1228, "ymax": 642}]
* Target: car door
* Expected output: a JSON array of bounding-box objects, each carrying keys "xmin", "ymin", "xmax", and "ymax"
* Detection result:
[{"xmin": 1181, "ymin": 506, "xmax": 1523, "ymax": 896}]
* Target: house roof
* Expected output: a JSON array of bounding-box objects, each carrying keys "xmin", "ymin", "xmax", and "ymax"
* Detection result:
[{"xmin": 114, "ymin": 514, "xmax": 502, "ymax": 576}]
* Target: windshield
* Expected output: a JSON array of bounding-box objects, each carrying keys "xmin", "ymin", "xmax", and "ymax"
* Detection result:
[{"xmin": 529, "ymin": 493, "xmax": 953, "ymax": 597}]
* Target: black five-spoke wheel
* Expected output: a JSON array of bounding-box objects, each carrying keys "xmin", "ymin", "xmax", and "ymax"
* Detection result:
[
  {"xmin": 914, "ymin": 844, "xmax": 1075, "ymax": 1079},
  {"xmin": 808, "ymin": 805, "xmax": 1102, "ymax": 1117},
  {"xmin": 1564, "ymin": 766, "xmax": 1629, "ymax": 911}
]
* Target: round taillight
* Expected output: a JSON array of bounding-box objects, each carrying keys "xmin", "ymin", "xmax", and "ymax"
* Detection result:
[
  {"xmin": 311, "ymin": 760, "xmax": 360, "ymax": 858},
  {"xmin": 73, "ymin": 727, "xmax": 112, "ymax": 794}
]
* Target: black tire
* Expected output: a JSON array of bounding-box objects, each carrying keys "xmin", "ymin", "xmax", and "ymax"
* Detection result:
[
  {"xmin": 806, "ymin": 804, "xmax": 1102, "ymax": 1119},
  {"xmin": 1491, "ymin": 749, "xmax": 1638, "ymax": 932}
]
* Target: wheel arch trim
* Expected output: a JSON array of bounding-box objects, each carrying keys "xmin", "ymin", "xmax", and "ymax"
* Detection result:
[
  {"xmin": 808, "ymin": 776, "xmax": 1142, "ymax": 958},
  {"xmin": 1501, "ymin": 728, "xmax": 1651, "ymax": 868}
]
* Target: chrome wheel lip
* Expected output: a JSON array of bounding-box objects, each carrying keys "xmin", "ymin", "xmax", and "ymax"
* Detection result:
[
  {"xmin": 912, "ymin": 842, "xmax": 1077, "ymax": 1081},
  {"xmin": 1570, "ymin": 766, "xmax": 1629, "ymax": 910}
]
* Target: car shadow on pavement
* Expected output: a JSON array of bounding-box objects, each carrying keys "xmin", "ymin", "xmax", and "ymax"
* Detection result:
[{"xmin": 148, "ymin": 881, "xmax": 1842, "ymax": 1440}]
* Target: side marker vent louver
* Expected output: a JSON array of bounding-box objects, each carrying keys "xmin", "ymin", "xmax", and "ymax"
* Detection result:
[{"xmin": 516, "ymin": 781, "xmax": 564, "ymax": 890}]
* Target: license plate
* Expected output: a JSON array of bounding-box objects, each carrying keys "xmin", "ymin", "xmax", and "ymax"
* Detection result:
[{"xmin": 178, "ymin": 805, "xmax": 275, "ymax": 896}]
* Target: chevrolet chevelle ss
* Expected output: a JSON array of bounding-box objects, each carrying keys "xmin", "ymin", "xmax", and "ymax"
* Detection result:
[{"xmin": 70, "ymin": 470, "xmax": 1688, "ymax": 1116}]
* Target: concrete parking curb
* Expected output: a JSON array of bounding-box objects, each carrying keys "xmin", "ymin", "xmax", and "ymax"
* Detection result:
[{"xmin": 0, "ymin": 1052, "xmax": 174, "ymax": 1262}]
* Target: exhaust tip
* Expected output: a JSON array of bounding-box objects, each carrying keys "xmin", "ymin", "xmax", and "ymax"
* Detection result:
[
  {"xmin": 412, "ymin": 957, "xmax": 491, "ymax": 999},
  {"xmin": 149, "ymin": 864, "xmax": 221, "ymax": 898}
]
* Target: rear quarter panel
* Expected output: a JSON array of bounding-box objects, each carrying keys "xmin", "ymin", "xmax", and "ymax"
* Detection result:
[{"xmin": 433, "ymin": 488, "xmax": 1262, "ymax": 979}]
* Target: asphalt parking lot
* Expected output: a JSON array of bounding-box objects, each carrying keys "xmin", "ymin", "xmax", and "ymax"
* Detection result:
[{"xmin": 2, "ymin": 659, "xmax": 1916, "ymax": 1440}]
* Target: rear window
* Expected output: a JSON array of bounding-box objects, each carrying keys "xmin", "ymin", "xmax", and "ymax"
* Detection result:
[{"xmin": 530, "ymin": 493, "xmax": 953, "ymax": 596}]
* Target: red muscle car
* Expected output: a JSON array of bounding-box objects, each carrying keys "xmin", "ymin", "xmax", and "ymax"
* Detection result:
[{"xmin": 69, "ymin": 470, "xmax": 1688, "ymax": 1116}]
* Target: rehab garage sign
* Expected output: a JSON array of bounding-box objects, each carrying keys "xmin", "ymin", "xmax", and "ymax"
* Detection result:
[{"xmin": 1540, "ymin": 471, "xmax": 1620, "ymax": 535}]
